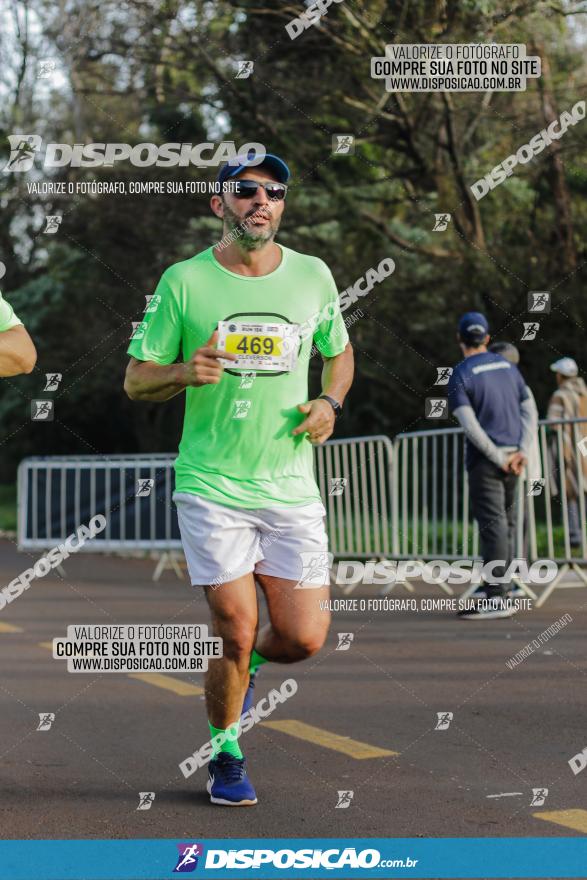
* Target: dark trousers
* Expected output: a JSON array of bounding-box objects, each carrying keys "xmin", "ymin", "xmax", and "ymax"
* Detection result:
[{"xmin": 468, "ymin": 457, "xmax": 519, "ymax": 582}]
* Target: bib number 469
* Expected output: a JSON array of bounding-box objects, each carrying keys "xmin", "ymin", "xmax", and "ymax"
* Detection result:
[{"xmin": 235, "ymin": 335, "xmax": 277, "ymax": 355}]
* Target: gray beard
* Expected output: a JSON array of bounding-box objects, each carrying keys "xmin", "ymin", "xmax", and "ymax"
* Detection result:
[
  {"xmin": 234, "ymin": 227, "xmax": 275, "ymax": 251},
  {"xmin": 223, "ymin": 204, "xmax": 280, "ymax": 251}
]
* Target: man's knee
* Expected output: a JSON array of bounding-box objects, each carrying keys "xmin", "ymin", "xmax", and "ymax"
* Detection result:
[
  {"xmin": 281, "ymin": 627, "xmax": 329, "ymax": 660},
  {"xmin": 214, "ymin": 617, "xmax": 257, "ymax": 664}
]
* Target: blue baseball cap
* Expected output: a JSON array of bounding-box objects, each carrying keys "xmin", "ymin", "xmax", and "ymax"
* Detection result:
[
  {"xmin": 217, "ymin": 150, "xmax": 290, "ymax": 185},
  {"xmin": 458, "ymin": 311, "xmax": 489, "ymax": 344}
]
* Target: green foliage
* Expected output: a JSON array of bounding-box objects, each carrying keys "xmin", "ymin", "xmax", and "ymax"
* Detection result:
[{"xmin": 0, "ymin": 484, "xmax": 17, "ymax": 532}]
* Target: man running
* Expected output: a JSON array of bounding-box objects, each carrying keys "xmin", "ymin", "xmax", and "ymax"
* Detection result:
[
  {"xmin": 124, "ymin": 150, "xmax": 354, "ymax": 806},
  {"xmin": 0, "ymin": 291, "xmax": 36, "ymax": 377}
]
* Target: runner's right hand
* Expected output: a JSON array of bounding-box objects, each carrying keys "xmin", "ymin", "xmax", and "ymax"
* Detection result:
[{"xmin": 182, "ymin": 330, "xmax": 237, "ymax": 387}]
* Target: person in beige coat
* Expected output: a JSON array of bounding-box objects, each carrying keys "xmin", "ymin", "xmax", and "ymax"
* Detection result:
[{"xmin": 547, "ymin": 357, "xmax": 587, "ymax": 547}]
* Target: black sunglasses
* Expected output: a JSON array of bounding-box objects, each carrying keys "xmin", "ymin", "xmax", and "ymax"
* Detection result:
[{"xmin": 229, "ymin": 179, "xmax": 288, "ymax": 201}]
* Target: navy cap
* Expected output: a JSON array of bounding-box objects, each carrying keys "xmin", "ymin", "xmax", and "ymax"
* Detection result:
[
  {"xmin": 217, "ymin": 150, "xmax": 290, "ymax": 185},
  {"xmin": 458, "ymin": 311, "xmax": 489, "ymax": 344}
]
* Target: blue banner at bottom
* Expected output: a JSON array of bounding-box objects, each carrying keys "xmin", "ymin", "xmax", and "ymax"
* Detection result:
[{"xmin": 0, "ymin": 838, "xmax": 586, "ymax": 879}]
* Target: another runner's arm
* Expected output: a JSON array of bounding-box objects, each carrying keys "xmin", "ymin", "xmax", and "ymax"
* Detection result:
[
  {"xmin": 0, "ymin": 325, "xmax": 37, "ymax": 377},
  {"xmin": 124, "ymin": 331, "xmax": 237, "ymax": 401}
]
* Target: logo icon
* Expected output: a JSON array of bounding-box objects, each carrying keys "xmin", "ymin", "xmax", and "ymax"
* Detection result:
[
  {"xmin": 332, "ymin": 134, "xmax": 355, "ymax": 155},
  {"xmin": 434, "ymin": 367, "xmax": 453, "ymax": 385},
  {"xmin": 233, "ymin": 400, "xmax": 251, "ymax": 419},
  {"xmin": 44, "ymin": 373, "xmax": 62, "ymax": 391},
  {"xmin": 528, "ymin": 291, "xmax": 551, "ymax": 313},
  {"xmin": 527, "ymin": 479, "xmax": 545, "ymax": 497},
  {"xmin": 43, "ymin": 215, "xmax": 62, "ymax": 234},
  {"xmin": 130, "ymin": 322, "xmax": 147, "ymax": 340},
  {"xmin": 521, "ymin": 322, "xmax": 539, "ymax": 341},
  {"xmin": 144, "ymin": 294, "xmax": 161, "ymax": 313},
  {"xmin": 336, "ymin": 632, "xmax": 354, "ymax": 651},
  {"xmin": 435, "ymin": 711, "xmax": 453, "ymax": 730},
  {"xmin": 37, "ymin": 712, "xmax": 55, "ymax": 731},
  {"xmin": 173, "ymin": 843, "xmax": 203, "ymax": 873},
  {"xmin": 433, "ymin": 213, "xmax": 451, "ymax": 232},
  {"xmin": 3, "ymin": 135, "xmax": 42, "ymax": 172},
  {"xmin": 295, "ymin": 550, "xmax": 333, "ymax": 589},
  {"xmin": 335, "ymin": 790, "xmax": 354, "ymax": 808},
  {"xmin": 425, "ymin": 398, "xmax": 448, "ymax": 419},
  {"xmin": 235, "ymin": 61, "xmax": 254, "ymax": 79},
  {"xmin": 136, "ymin": 479, "xmax": 154, "ymax": 497},
  {"xmin": 31, "ymin": 400, "xmax": 54, "ymax": 421},
  {"xmin": 530, "ymin": 787, "xmax": 548, "ymax": 807},
  {"xmin": 239, "ymin": 371, "xmax": 256, "ymax": 389},
  {"xmin": 137, "ymin": 791, "xmax": 155, "ymax": 810},
  {"xmin": 329, "ymin": 477, "xmax": 347, "ymax": 497}
]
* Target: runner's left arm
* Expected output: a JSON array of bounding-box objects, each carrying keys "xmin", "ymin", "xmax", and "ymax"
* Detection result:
[
  {"xmin": 293, "ymin": 261, "xmax": 354, "ymax": 444},
  {"xmin": 293, "ymin": 343, "xmax": 354, "ymax": 444},
  {"xmin": 320, "ymin": 342, "xmax": 354, "ymax": 407}
]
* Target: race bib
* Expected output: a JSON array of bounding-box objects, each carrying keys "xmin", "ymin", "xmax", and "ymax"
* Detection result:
[{"xmin": 217, "ymin": 321, "xmax": 300, "ymax": 372}]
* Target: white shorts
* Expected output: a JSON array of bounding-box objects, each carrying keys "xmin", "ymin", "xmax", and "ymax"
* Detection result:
[{"xmin": 173, "ymin": 492, "xmax": 330, "ymax": 587}]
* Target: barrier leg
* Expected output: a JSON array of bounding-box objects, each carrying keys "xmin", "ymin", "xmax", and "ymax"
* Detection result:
[
  {"xmin": 427, "ymin": 575, "xmax": 454, "ymax": 596},
  {"xmin": 336, "ymin": 559, "xmax": 371, "ymax": 596},
  {"xmin": 460, "ymin": 581, "xmax": 480, "ymax": 602},
  {"xmin": 378, "ymin": 559, "xmax": 453, "ymax": 597},
  {"xmin": 535, "ymin": 563, "xmax": 569, "ymax": 607},
  {"xmin": 379, "ymin": 578, "xmax": 416, "ymax": 597},
  {"xmin": 512, "ymin": 574, "xmax": 537, "ymax": 600},
  {"xmin": 152, "ymin": 552, "xmax": 185, "ymax": 581}
]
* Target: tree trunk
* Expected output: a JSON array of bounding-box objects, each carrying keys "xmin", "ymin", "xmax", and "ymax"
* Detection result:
[{"xmin": 532, "ymin": 43, "xmax": 577, "ymax": 274}]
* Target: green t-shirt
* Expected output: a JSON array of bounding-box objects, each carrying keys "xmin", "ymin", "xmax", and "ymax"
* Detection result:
[
  {"xmin": 127, "ymin": 244, "xmax": 349, "ymax": 508},
  {"xmin": 0, "ymin": 292, "xmax": 22, "ymax": 333}
]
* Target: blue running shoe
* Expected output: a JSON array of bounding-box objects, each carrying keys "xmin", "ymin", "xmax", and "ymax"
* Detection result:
[
  {"xmin": 207, "ymin": 753, "xmax": 257, "ymax": 806},
  {"xmin": 241, "ymin": 671, "xmax": 257, "ymax": 717}
]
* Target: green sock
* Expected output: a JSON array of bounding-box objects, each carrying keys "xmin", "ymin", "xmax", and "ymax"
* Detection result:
[
  {"xmin": 249, "ymin": 649, "xmax": 268, "ymax": 675},
  {"xmin": 209, "ymin": 721, "xmax": 243, "ymax": 759}
]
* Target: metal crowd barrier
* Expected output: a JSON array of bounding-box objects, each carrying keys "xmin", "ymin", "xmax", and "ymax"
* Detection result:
[
  {"xmin": 17, "ymin": 436, "xmax": 393, "ymax": 578},
  {"xmin": 315, "ymin": 435, "xmax": 393, "ymax": 559},
  {"xmin": 16, "ymin": 424, "xmax": 587, "ymax": 604},
  {"xmin": 17, "ymin": 454, "xmax": 182, "ymax": 569},
  {"xmin": 391, "ymin": 417, "xmax": 587, "ymax": 605}
]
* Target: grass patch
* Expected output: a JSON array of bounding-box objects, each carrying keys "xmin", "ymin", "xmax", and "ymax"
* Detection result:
[{"xmin": 0, "ymin": 483, "xmax": 17, "ymax": 532}]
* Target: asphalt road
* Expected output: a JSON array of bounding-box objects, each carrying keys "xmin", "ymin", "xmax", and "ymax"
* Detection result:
[{"xmin": 1, "ymin": 537, "xmax": 586, "ymax": 875}]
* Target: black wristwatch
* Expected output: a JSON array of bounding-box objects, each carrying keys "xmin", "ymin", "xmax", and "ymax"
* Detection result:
[{"xmin": 319, "ymin": 394, "xmax": 343, "ymax": 419}]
